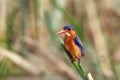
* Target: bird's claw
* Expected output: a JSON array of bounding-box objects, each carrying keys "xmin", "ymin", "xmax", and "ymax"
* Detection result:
[{"xmin": 71, "ymin": 57, "xmax": 77, "ymax": 63}]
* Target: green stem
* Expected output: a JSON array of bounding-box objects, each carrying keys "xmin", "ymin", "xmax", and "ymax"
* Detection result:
[{"xmin": 59, "ymin": 38, "xmax": 87, "ymax": 80}]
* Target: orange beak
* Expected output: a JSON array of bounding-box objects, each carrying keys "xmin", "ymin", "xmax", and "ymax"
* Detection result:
[{"xmin": 57, "ymin": 30, "xmax": 68, "ymax": 35}]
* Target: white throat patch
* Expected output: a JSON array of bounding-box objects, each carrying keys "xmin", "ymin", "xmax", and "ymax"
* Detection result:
[{"xmin": 65, "ymin": 32, "xmax": 70, "ymax": 37}]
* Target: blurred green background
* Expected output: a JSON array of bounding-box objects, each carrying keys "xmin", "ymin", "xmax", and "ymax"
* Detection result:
[{"xmin": 0, "ymin": 0, "xmax": 120, "ymax": 80}]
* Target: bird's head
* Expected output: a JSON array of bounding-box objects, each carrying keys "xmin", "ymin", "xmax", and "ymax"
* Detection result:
[{"xmin": 57, "ymin": 25, "xmax": 75, "ymax": 37}]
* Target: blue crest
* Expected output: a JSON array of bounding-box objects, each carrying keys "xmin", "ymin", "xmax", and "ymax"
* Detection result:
[{"xmin": 63, "ymin": 25, "xmax": 74, "ymax": 30}]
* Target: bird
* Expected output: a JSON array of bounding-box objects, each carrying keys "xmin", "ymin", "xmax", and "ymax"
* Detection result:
[{"xmin": 57, "ymin": 25, "xmax": 85, "ymax": 63}]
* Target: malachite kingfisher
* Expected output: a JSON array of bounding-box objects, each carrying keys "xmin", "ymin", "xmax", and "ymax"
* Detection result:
[{"xmin": 58, "ymin": 25, "xmax": 85, "ymax": 63}]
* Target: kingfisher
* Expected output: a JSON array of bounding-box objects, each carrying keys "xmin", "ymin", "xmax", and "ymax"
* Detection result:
[{"xmin": 57, "ymin": 25, "xmax": 85, "ymax": 63}]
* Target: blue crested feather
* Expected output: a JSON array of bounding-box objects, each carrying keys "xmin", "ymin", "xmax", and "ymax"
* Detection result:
[{"xmin": 74, "ymin": 36, "xmax": 85, "ymax": 56}]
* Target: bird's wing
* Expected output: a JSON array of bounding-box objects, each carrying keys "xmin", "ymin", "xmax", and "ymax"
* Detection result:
[{"xmin": 74, "ymin": 36, "xmax": 85, "ymax": 56}]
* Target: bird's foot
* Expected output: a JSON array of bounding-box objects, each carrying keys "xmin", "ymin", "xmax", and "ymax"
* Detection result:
[{"xmin": 71, "ymin": 57, "xmax": 77, "ymax": 63}]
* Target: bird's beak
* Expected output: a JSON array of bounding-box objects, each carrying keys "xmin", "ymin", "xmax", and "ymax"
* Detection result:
[{"xmin": 57, "ymin": 30, "xmax": 68, "ymax": 35}]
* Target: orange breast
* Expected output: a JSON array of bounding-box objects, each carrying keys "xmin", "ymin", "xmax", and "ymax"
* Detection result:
[{"xmin": 64, "ymin": 37, "xmax": 81, "ymax": 59}]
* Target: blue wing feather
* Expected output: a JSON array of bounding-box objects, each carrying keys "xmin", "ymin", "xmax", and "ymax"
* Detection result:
[{"xmin": 74, "ymin": 36, "xmax": 85, "ymax": 56}]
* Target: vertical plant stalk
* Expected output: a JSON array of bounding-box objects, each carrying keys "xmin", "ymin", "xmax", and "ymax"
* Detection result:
[
  {"xmin": 6, "ymin": 8, "xmax": 18, "ymax": 50},
  {"xmin": 59, "ymin": 38, "xmax": 92, "ymax": 80},
  {"xmin": 33, "ymin": 0, "xmax": 40, "ymax": 37},
  {"xmin": 0, "ymin": 0, "xmax": 7, "ymax": 39},
  {"xmin": 0, "ymin": 58, "xmax": 10, "ymax": 80},
  {"xmin": 20, "ymin": 0, "xmax": 29, "ymax": 53},
  {"xmin": 28, "ymin": 0, "xmax": 38, "ymax": 39}
]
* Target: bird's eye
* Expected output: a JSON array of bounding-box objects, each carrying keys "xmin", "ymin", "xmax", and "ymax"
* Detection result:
[{"xmin": 68, "ymin": 29, "xmax": 71, "ymax": 31}]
